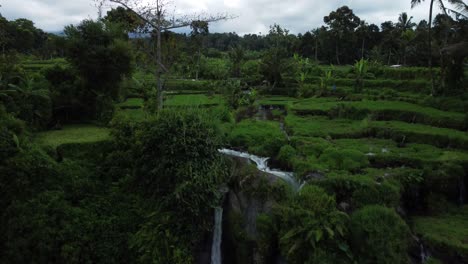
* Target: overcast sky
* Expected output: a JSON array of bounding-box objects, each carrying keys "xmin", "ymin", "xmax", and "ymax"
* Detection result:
[{"xmin": 0, "ymin": 0, "xmax": 437, "ymax": 34}]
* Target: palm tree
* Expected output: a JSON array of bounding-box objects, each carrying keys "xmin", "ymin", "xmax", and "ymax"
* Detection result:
[
  {"xmin": 228, "ymin": 45, "xmax": 245, "ymax": 78},
  {"xmin": 397, "ymin": 12, "xmax": 417, "ymax": 31},
  {"xmin": 411, "ymin": 0, "xmax": 467, "ymax": 93}
]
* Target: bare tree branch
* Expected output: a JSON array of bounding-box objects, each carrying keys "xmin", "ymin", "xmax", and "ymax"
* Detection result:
[{"xmin": 99, "ymin": 0, "xmax": 236, "ymax": 109}]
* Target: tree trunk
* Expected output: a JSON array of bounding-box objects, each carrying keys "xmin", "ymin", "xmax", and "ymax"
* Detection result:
[
  {"xmin": 403, "ymin": 46, "xmax": 407, "ymax": 65},
  {"xmin": 361, "ymin": 38, "xmax": 365, "ymax": 59},
  {"xmin": 335, "ymin": 43, "xmax": 341, "ymax": 65},
  {"xmin": 196, "ymin": 47, "xmax": 201, "ymax": 80},
  {"xmin": 156, "ymin": 24, "xmax": 163, "ymax": 109},
  {"xmin": 315, "ymin": 38, "xmax": 318, "ymax": 61},
  {"xmin": 429, "ymin": 0, "xmax": 435, "ymax": 95},
  {"xmin": 387, "ymin": 49, "xmax": 392, "ymax": 65}
]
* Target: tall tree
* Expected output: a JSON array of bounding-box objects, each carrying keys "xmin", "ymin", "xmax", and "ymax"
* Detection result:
[
  {"xmin": 103, "ymin": 0, "xmax": 233, "ymax": 109},
  {"xmin": 397, "ymin": 12, "xmax": 417, "ymax": 31},
  {"xmin": 190, "ymin": 20, "xmax": 209, "ymax": 80},
  {"xmin": 324, "ymin": 6, "xmax": 361, "ymax": 64},
  {"xmin": 411, "ymin": 0, "xmax": 468, "ymax": 93},
  {"xmin": 228, "ymin": 44, "xmax": 245, "ymax": 78}
]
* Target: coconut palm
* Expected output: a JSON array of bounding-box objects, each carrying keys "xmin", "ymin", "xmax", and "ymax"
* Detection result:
[
  {"xmin": 228, "ymin": 45, "xmax": 245, "ymax": 78},
  {"xmin": 411, "ymin": 0, "xmax": 467, "ymax": 93},
  {"xmin": 397, "ymin": 12, "xmax": 417, "ymax": 31}
]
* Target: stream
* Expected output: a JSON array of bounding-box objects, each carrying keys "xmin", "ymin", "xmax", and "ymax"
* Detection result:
[{"xmin": 218, "ymin": 148, "xmax": 301, "ymax": 191}]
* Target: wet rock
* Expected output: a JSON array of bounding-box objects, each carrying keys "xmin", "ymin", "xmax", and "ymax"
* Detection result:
[
  {"xmin": 339, "ymin": 202, "xmax": 350, "ymax": 212},
  {"xmin": 304, "ymin": 172, "xmax": 325, "ymax": 181}
]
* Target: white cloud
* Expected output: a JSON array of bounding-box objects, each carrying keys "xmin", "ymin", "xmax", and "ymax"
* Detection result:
[{"xmin": 0, "ymin": 0, "xmax": 440, "ymax": 33}]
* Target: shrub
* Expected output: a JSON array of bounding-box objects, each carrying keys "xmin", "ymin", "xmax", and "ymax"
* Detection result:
[
  {"xmin": 241, "ymin": 60, "xmax": 262, "ymax": 85},
  {"xmin": 274, "ymin": 185, "xmax": 351, "ymax": 264},
  {"xmin": 199, "ymin": 57, "xmax": 230, "ymax": 80},
  {"xmin": 318, "ymin": 147, "xmax": 369, "ymax": 172},
  {"xmin": 277, "ymin": 145, "xmax": 297, "ymax": 168},
  {"xmin": 228, "ymin": 120, "xmax": 287, "ymax": 157},
  {"xmin": 350, "ymin": 205, "xmax": 410, "ymax": 264}
]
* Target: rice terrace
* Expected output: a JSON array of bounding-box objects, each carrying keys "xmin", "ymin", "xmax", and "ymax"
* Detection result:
[{"xmin": 0, "ymin": 0, "xmax": 467, "ymax": 263}]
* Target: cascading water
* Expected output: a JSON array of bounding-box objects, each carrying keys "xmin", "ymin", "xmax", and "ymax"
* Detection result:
[
  {"xmin": 218, "ymin": 148, "xmax": 301, "ymax": 190},
  {"xmin": 413, "ymin": 235, "xmax": 429, "ymax": 263},
  {"xmin": 218, "ymin": 149, "xmax": 301, "ymax": 264},
  {"xmin": 211, "ymin": 207, "xmax": 223, "ymax": 264},
  {"xmin": 420, "ymin": 242, "xmax": 429, "ymax": 263}
]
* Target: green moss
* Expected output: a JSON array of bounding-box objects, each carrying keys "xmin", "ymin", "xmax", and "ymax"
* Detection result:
[
  {"xmin": 34, "ymin": 125, "xmax": 110, "ymax": 148},
  {"xmin": 413, "ymin": 206, "xmax": 468, "ymax": 262}
]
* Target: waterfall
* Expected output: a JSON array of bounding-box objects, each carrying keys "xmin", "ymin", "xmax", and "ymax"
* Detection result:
[
  {"xmin": 211, "ymin": 207, "xmax": 223, "ymax": 264},
  {"xmin": 413, "ymin": 235, "xmax": 429, "ymax": 263},
  {"xmin": 420, "ymin": 242, "xmax": 429, "ymax": 263},
  {"xmin": 218, "ymin": 148, "xmax": 301, "ymax": 190}
]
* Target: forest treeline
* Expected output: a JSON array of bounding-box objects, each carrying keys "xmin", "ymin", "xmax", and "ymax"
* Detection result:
[{"xmin": 1, "ymin": 6, "xmax": 467, "ymax": 66}]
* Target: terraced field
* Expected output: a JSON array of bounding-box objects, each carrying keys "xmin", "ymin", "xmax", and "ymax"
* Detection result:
[
  {"xmin": 35, "ymin": 70, "xmax": 467, "ymax": 262},
  {"xmin": 224, "ymin": 92, "xmax": 468, "ymax": 262}
]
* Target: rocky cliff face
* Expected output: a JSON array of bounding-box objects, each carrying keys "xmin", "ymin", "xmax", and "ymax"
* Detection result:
[{"xmin": 222, "ymin": 157, "xmax": 286, "ymax": 264}]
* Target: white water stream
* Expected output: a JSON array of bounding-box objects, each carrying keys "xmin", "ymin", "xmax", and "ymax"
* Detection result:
[
  {"xmin": 211, "ymin": 207, "xmax": 223, "ymax": 264},
  {"xmin": 210, "ymin": 149, "xmax": 302, "ymax": 264},
  {"xmin": 218, "ymin": 148, "xmax": 301, "ymax": 191}
]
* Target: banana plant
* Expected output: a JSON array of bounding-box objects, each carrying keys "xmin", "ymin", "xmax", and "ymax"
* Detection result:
[
  {"xmin": 319, "ymin": 65, "xmax": 335, "ymax": 96},
  {"xmin": 354, "ymin": 59, "xmax": 368, "ymax": 93}
]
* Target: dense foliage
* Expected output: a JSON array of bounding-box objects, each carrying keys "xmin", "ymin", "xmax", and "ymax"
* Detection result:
[{"xmin": 0, "ymin": 2, "xmax": 467, "ymax": 264}]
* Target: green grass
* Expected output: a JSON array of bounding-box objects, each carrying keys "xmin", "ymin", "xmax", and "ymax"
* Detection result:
[
  {"xmin": 117, "ymin": 98, "xmax": 144, "ymax": 109},
  {"xmin": 118, "ymin": 109, "xmax": 147, "ymax": 121},
  {"xmin": 21, "ymin": 58, "xmax": 68, "ymax": 73},
  {"xmin": 371, "ymin": 121, "xmax": 468, "ymax": 150},
  {"xmin": 257, "ymin": 96, "xmax": 298, "ymax": 106},
  {"xmin": 332, "ymin": 138, "xmax": 468, "ymax": 166},
  {"xmin": 285, "ymin": 115, "xmax": 367, "ymax": 138},
  {"xmin": 291, "ymin": 99, "xmax": 465, "ymax": 130},
  {"xmin": 35, "ymin": 125, "xmax": 110, "ymax": 148},
  {"xmin": 164, "ymin": 94, "xmax": 223, "ymax": 107},
  {"xmin": 413, "ymin": 206, "xmax": 468, "ymax": 262}
]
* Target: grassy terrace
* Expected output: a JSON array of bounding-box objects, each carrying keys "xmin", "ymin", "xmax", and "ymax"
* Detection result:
[
  {"xmin": 34, "ymin": 125, "xmax": 110, "ymax": 148},
  {"xmin": 164, "ymin": 94, "xmax": 223, "ymax": 107},
  {"xmin": 285, "ymin": 115, "xmax": 468, "ymax": 150},
  {"xmin": 285, "ymin": 115, "xmax": 368, "ymax": 138},
  {"xmin": 257, "ymin": 96, "xmax": 298, "ymax": 106},
  {"xmin": 117, "ymin": 98, "xmax": 144, "ymax": 109},
  {"xmin": 290, "ymin": 99, "xmax": 466, "ymax": 130},
  {"xmin": 413, "ymin": 206, "xmax": 468, "ymax": 262},
  {"xmin": 21, "ymin": 58, "xmax": 68, "ymax": 73}
]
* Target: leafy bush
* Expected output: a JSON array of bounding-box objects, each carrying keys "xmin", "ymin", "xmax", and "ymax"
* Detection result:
[
  {"xmin": 315, "ymin": 174, "xmax": 401, "ymax": 209},
  {"xmin": 241, "ymin": 59, "xmax": 262, "ymax": 84},
  {"xmin": 277, "ymin": 144, "xmax": 297, "ymax": 168},
  {"xmin": 318, "ymin": 147, "xmax": 369, "ymax": 172},
  {"xmin": 273, "ymin": 185, "xmax": 351, "ymax": 264},
  {"xmin": 350, "ymin": 205, "xmax": 410, "ymax": 264},
  {"xmin": 228, "ymin": 120, "xmax": 287, "ymax": 157},
  {"xmin": 199, "ymin": 57, "xmax": 230, "ymax": 80}
]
